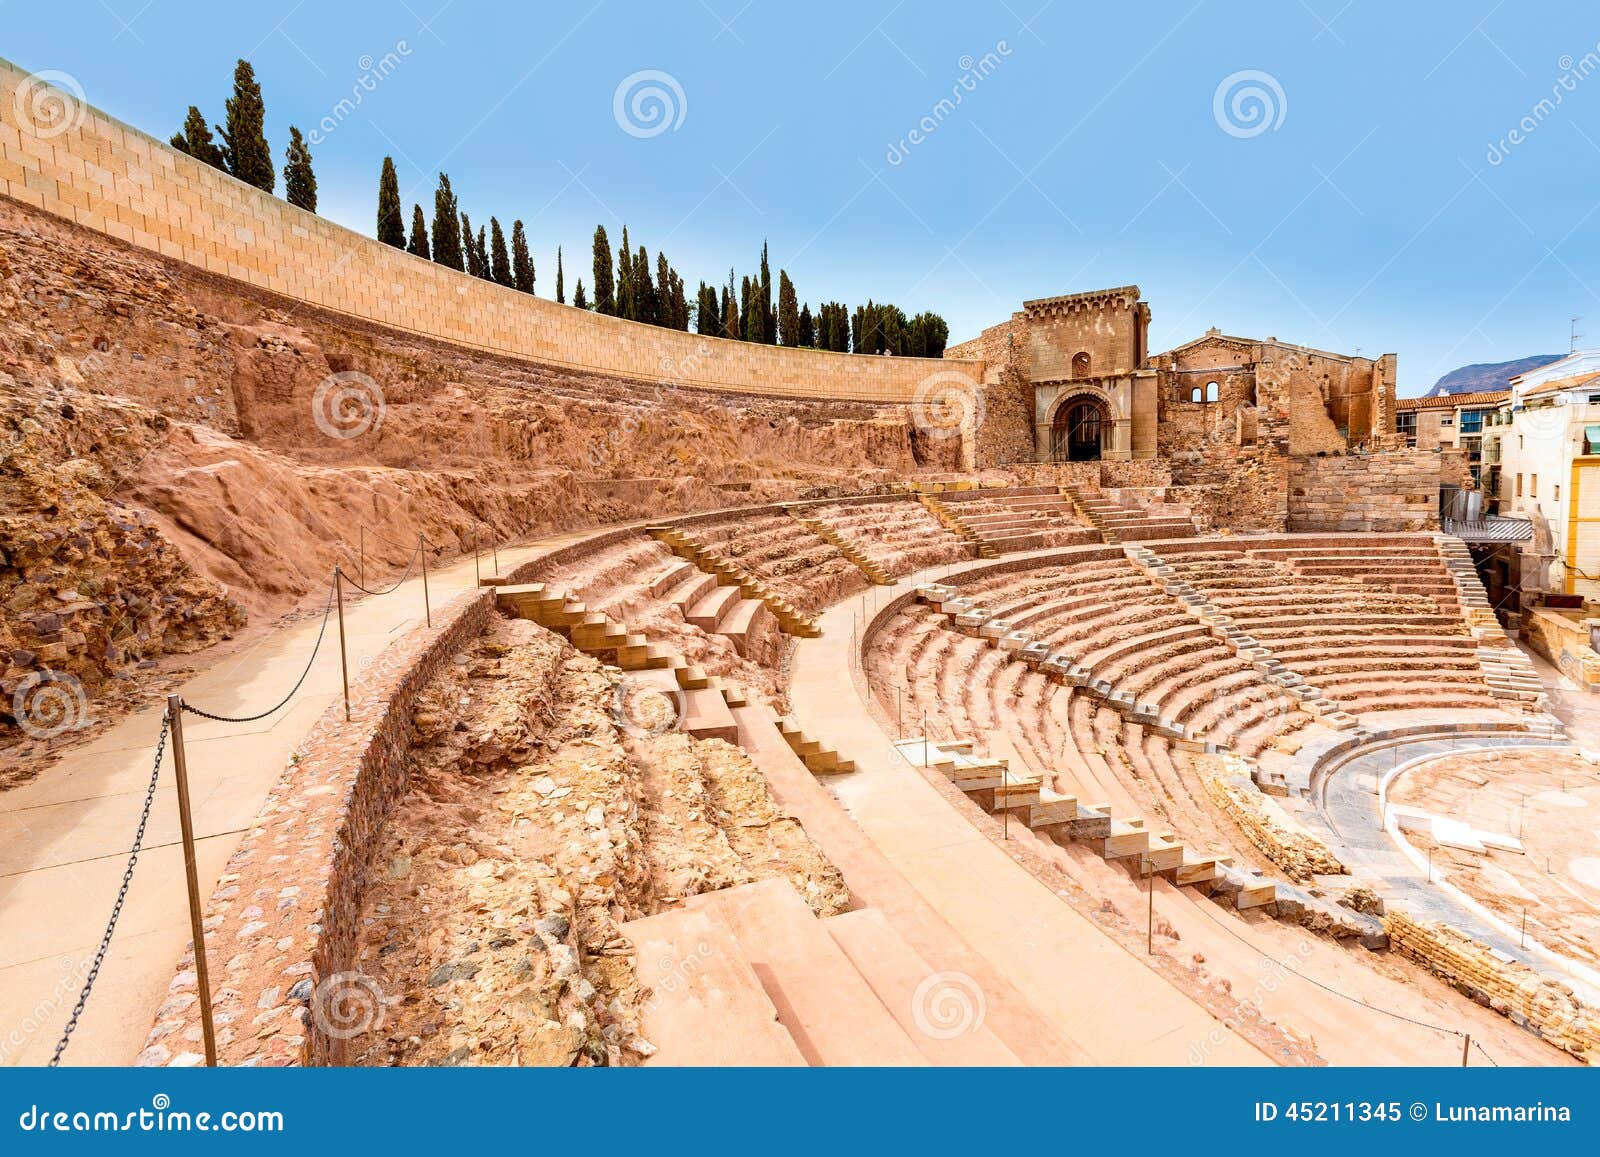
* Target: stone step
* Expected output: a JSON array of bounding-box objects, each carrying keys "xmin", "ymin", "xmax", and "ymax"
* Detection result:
[
  {"xmin": 823, "ymin": 908, "xmax": 1022, "ymax": 1065},
  {"xmin": 687, "ymin": 881, "xmax": 929, "ymax": 1065},
  {"xmin": 687, "ymin": 583, "xmax": 742, "ymax": 631},
  {"xmin": 623, "ymin": 903, "xmax": 806, "ymax": 1066}
]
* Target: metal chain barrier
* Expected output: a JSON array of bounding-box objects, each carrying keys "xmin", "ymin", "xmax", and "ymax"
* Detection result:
[
  {"xmin": 50, "ymin": 711, "xmax": 171, "ymax": 1066},
  {"xmin": 340, "ymin": 542, "xmax": 421, "ymax": 597},
  {"xmin": 179, "ymin": 574, "xmax": 337, "ymax": 724}
]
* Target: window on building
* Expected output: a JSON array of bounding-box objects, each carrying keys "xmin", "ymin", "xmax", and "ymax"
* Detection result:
[
  {"xmin": 1555, "ymin": 484, "xmax": 1561, "ymax": 501},
  {"xmin": 1532, "ymin": 473, "xmax": 1538, "ymax": 497},
  {"xmin": 1071, "ymin": 351, "xmax": 1091, "ymax": 378},
  {"xmin": 1204, "ymin": 380, "xmax": 1220, "ymax": 403},
  {"xmin": 1459, "ymin": 410, "xmax": 1484, "ymax": 434},
  {"xmin": 1588, "ymin": 394, "xmax": 1600, "ymax": 404},
  {"xmin": 1440, "ymin": 416, "xmax": 1454, "ymax": 427},
  {"xmin": 1517, "ymin": 473, "xmax": 1524, "ymax": 497},
  {"xmin": 1397, "ymin": 412, "xmax": 1417, "ymax": 445},
  {"xmin": 1189, "ymin": 386, "xmax": 1202, "ymax": 403}
]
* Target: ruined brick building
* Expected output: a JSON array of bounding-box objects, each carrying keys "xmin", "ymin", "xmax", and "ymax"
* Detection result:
[{"xmin": 947, "ymin": 285, "xmax": 1409, "ymax": 530}]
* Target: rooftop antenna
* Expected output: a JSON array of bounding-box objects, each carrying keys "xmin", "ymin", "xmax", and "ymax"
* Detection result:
[{"xmin": 1571, "ymin": 316, "xmax": 1584, "ymax": 353}]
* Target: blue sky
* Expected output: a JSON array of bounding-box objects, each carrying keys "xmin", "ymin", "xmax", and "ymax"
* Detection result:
[{"xmin": 6, "ymin": 0, "xmax": 1600, "ymax": 393}]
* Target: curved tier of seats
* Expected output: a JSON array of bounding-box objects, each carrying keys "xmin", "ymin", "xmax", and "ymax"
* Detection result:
[
  {"xmin": 929, "ymin": 487, "xmax": 1102, "ymax": 554},
  {"xmin": 670, "ymin": 510, "xmax": 870, "ymax": 616},
  {"xmin": 1150, "ymin": 545, "xmax": 1498, "ymax": 715},
  {"xmin": 792, "ymin": 497, "xmax": 974, "ymax": 579}
]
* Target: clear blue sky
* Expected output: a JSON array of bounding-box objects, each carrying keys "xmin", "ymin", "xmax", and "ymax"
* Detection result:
[{"xmin": 6, "ymin": 0, "xmax": 1600, "ymax": 393}]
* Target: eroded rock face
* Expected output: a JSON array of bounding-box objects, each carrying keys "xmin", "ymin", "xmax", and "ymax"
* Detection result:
[
  {"xmin": 0, "ymin": 196, "xmax": 956, "ymax": 749},
  {"xmin": 0, "ymin": 378, "xmax": 244, "ymax": 747}
]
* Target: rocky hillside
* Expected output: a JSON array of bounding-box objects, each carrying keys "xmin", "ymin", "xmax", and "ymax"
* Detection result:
[
  {"xmin": 0, "ymin": 196, "xmax": 954, "ymax": 746},
  {"xmin": 1428, "ymin": 355, "xmax": 1562, "ymax": 396}
]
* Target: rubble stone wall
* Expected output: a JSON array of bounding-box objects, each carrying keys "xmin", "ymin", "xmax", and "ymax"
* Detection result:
[
  {"xmin": 138, "ymin": 589, "xmax": 493, "ymax": 1067},
  {"xmin": 0, "ymin": 56, "xmax": 979, "ymax": 404}
]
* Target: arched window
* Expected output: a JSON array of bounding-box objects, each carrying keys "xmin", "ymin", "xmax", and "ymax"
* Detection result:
[
  {"xmin": 1071, "ymin": 351, "xmax": 1091, "ymax": 378},
  {"xmin": 1190, "ymin": 386, "xmax": 1202, "ymax": 403},
  {"xmin": 1050, "ymin": 396, "xmax": 1107, "ymax": 462},
  {"xmin": 1204, "ymin": 380, "xmax": 1220, "ymax": 403}
]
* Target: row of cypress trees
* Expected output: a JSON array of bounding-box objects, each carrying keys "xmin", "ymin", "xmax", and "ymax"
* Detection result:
[
  {"xmin": 170, "ymin": 60, "xmax": 317, "ymax": 212},
  {"xmin": 376, "ymin": 165, "xmax": 538, "ymax": 294}
]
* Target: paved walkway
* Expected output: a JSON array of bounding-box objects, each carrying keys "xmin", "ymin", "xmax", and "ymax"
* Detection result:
[
  {"xmin": 789, "ymin": 574, "xmax": 1271, "ymax": 1066},
  {"xmin": 0, "ymin": 535, "xmax": 578, "ymax": 1066}
]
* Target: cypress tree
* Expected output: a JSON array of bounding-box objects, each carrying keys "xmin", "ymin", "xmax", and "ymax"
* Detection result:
[
  {"xmin": 217, "ymin": 59, "xmax": 274, "ymax": 192},
  {"xmin": 798, "ymin": 303, "xmax": 815, "ymax": 348},
  {"xmin": 510, "ymin": 220, "xmax": 534, "ymax": 293},
  {"xmin": 459, "ymin": 212, "xmax": 480, "ymax": 275},
  {"xmin": 432, "ymin": 174, "xmax": 463, "ymax": 270},
  {"xmin": 759, "ymin": 241, "xmax": 774, "ymax": 344},
  {"xmin": 283, "ymin": 127, "xmax": 316, "ymax": 212},
  {"xmin": 377, "ymin": 157, "xmax": 405, "ymax": 247},
  {"xmin": 656, "ymin": 252, "xmax": 672, "ymax": 328},
  {"xmin": 476, "ymin": 226, "xmax": 491, "ymax": 280},
  {"xmin": 777, "ymin": 270, "xmax": 799, "ymax": 346},
  {"xmin": 555, "ymin": 246, "xmax": 565, "ymax": 303},
  {"xmin": 171, "ymin": 106, "xmax": 226, "ymax": 170},
  {"xmin": 722, "ymin": 272, "xmax": 739, "ymax": 340},
  {"xmin": 573, "ymin": 279, "xmax": 589, "ymax": 310},
  {"xmin": 670, "ymin": 272, "xmax": 689, "ymax": 330},
  {"xmin": 591, "ymin": 225, "xmax": 614, "ymax": 314},
  {"xmin": 616, "ymin": 227, "xmax": 634, "ymax": 320},
  {"xmin": 634, "ymin": 245, "xmax": 656, "ymax": 326},
  {"xmin": 407, "ymin": 204, "xmax": 430, "ymax": 260},
  {"xmin": 695, "ymin": 283, "xmax": 717, "ymax": 334},
  {"xmin": 490, "ymin": 217, "xmax": 514, "ymax": 287}
]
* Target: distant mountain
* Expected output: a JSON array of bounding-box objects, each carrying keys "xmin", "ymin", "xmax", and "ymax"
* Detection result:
[{"xmin": 1426, "ymin": 355, "xmax": 1564, "ymax": 397}]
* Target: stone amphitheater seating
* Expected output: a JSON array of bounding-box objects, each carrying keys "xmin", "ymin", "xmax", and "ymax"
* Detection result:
[
  {"xmin": 625, "ymin": 878, "xmax": 1021, "ymax": 1065},
  {"xmin": 531, "ymin": 531, "xmax": 778, "ymax": 659},
  {"xmin": 658, "ymin": 510, "xmax": 869, "ymax": 618},
  {"xmin": 1149, "ymin": 543, "xmax": 1500, "ymax": 715},
  {"xmin": 1064, "ymin": 486, "xmax": 1198, "ymax": 543},
  {"xmin": 924, "ymin": 487, "xmax": 1102, "ymax": 555},
  {"xmin": 789, "ymin": 497, "xmax": 974, "ymax": 580}
]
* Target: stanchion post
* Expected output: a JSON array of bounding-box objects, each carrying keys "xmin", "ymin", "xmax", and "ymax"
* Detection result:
[
  {"xmin": 420, "ymin": 533, "xmax": 432, "ymax": 628},
  {"xmin": 359, "ymin": 525, "xmax": 365, "ymax": 590},
  {"xmin": 1146, "ymin": 854, "xmax": 1155, "ymax": 955},
  {"xmin": 472, "ymin": 526, "xmax": 480, "ymax": 586},
  {"xmin": 166, "ymin": 696, "xmax": 218, "ymax": 1067},
  {"xmin": 490, "ymin": 522, "xmax": 499, "ymax": 573},
  {"xmin": 1461, "ymin": 1034, "xmax": 1471, "ymax": 1067},
  {"xmin": 334, "ymin": 567, "xmax": 351, "ymax": 722}
]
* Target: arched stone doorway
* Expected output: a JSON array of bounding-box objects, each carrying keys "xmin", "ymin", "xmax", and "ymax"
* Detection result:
[{"xmin": 1051, "ymin": 395, "xmax": 1108, "ymax": 461}]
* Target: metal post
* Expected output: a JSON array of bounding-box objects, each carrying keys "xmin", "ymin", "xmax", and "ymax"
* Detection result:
[
  {"xmin": 359, "ymin": 525, "xmax": 365, "ymax": 590},
  {"xmin": 334, "ymin": 567, "xmax": 351, "ymax": 722},
  {"xmin": 419, "ymin": 533, "xmax": 432, "ymax": 628},
  {"xmin": 472, "ymin": 526, "xmax": 480, "ymax": 586},
  {"xmin": 923, "ymin": 711, "xmax": 930, "ymax": 767},
  {"xmin": 1001, "ymin": 761, "xmax": 1009, "ymax": 841},
  {"xmin": 1461, "ymin": 1034, "xmax": 1471, "ymax": 1067},
  {"xmin": 1520, "ymin": 909, "xmax": 1527, "ymax": 950},
  {"xmin": 490, "ymin": 522, "xmax": 499, "ymax": 574},
  {"xmin": 166, "ymin": 697, "xmax": 217, "ymax": 1067},
  {"xmin": 1146, "ymin": 855, "xmax": 1155, "ymax": 955}
]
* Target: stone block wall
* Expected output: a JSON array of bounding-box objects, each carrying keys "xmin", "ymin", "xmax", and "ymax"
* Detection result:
[
  {"xmin": 138, "ymin": 589, "xmax": 493, "ymax": 1067},
  {"xmin": 0, "ymin": 56, "xmax": 980, "ymax": 404},
  {"xmin": 1287, "ymin": 451, "xmax": 1441, "ymax": 532},
  {"xmin": 1384, "ymin": 911, "xmax": 1599, "ymax": 1063}
]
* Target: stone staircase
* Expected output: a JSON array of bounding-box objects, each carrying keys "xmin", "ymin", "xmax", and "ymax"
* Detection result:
[
  {"xmin": 916, "ymin": 493, "xmax": 998, "ymax": 559},
  {"xmin": 1434, "ymin": 534, "xmax": 1550, "ymax": 715},
  {"xmin": 1120, "ymin": 544, "xmax": 1364, "ymax": 733},
  {"xmin": 624, "ymin": 878, "xmax": 1022, "ymax": 1065},
  {"xmin": 775, "ymin": 715, "xmax": 857, "ymax": 775},
  {"xmin": 783, "ymin": 505, "xmax": 893, "ymax": 585},
  {"xmin": 646, "ymin": 524, "xmax": 821, "ymax": 636},
  {"xmin": 492, "ymin": 580, "xmax": 748, "ymax": 742},
  {"xmin": 1064, "ymin": 486, "xmax": 1197, "ymax": 544},
  {"xmin": 927, "ymin": 487, "xmax": 1100, "ymax": 554}
]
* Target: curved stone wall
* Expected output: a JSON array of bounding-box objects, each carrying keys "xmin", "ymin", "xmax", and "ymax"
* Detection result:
[{"xmin": 0, "ymin": 56, "xmax": 981, "ymax": 403}]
